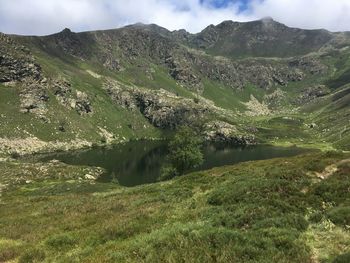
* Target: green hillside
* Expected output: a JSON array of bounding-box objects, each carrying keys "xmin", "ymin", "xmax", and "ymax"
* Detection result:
[
  {"xmin": 1, "ymin": 19, "xmax": 350, "ymax": 153},
  {"xmin": 1, "ymin": 18, "xmax": 350, "ymax": 263},
  {"xmin": 1, "ymin": 152, "xmax": 349, "ymax": 262}
]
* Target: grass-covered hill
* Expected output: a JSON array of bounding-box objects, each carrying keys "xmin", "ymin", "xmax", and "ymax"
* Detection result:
[
  {"xmin": 1, "ymin": 18, "xmax": 350, "ymax": 263},
  {"xmin": 1, "ymin": 18, "xmax": 350, "ymax": 154},
  {"xmin": 0, "ymin": 151, "xmax": 349, "ymax": 262}
]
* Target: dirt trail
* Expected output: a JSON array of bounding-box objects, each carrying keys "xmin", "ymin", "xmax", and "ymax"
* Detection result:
[{"xmin": 315, "ymin": 158, "xmax": 350, "ymax": 180}]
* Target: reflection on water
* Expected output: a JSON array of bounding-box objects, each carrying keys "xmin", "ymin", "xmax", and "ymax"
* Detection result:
[{"xmin": 38, "ymin": 141, "xmax": 308, "ymax": 186}]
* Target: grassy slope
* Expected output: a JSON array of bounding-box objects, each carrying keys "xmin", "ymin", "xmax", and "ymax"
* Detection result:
[
  {"xmin": 0, "ymin": 151, "xmax": 349, "ymax": 262},
  {"xmin": 1, "ymin": 28, "xmax": 350, "ymax": 263},
  {"xmin": 300, "ymin": 78, "xmax": 350, "ymax": 151},
  {"xmin": 0, "ymin": 42, "xmax": 162, "ymax": 143},
  {"xmin": 2, "ymin": 31, "xmax": 348, "ymax": 151}
]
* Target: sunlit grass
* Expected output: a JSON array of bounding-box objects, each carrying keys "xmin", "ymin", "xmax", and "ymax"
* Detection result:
[{"xmin": 0, "ymin": 151, "xmax": 349, "ymax": 262}]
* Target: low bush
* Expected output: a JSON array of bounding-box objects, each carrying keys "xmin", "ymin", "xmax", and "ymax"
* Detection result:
[
  {"xmin": 45, "ymin": 233, "xmax": 77, "ymax": 250},
  {"xmin": 327, "ymin": 206, "xmax": 350, "ymax": 227},
  {"xmin": 18, "ymin": 248, "xmax": 45, "ymax": 263},
  {"xmin": 158, "ymin": 165, "xmax": 178, "ymax": 181},
  {"xmin": 333, "ymin": 252, "xmax": 350, "ymax": 263},
  {"xmin": 10, "ymin": 151, "xmax": 20, "ymax": 159}
]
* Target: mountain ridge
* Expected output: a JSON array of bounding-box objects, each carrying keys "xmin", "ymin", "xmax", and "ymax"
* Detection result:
[{"xmin": 1, "ymin": 18, "xmax": 350, "ymax": 155}]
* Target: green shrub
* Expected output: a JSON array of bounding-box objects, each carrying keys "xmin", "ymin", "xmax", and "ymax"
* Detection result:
[
  {"xmin": 333, "ymin": 252, "xmax": 350, "ymax": 263},
  {"xmin": 309, "ymin": 211, "xmax": 324, "ymax": 223},
  {"xmin": 304, "ymin": 159, "xmax": 326, "ymax": 172},
  {"xmin": 10, "ymin": 151, "xmax": 20, "ymax": 159},
  {"xmin": 327, "ymin": 206, "xmax": 350, "ymax": 227},
  {"xmin": 254, "ymin": 214, "xmax": 308, "ymax": 231},
  {"xmin": 18, "ymin": 248, "xmax": 45, "ymax": 263},
  {"xmin": 158, "ymin": 165, "xmax": 178, "ymax": 181},
  {"xmin": 167, "ymin": 126, "xmax": 203, "ymax": 175},
  {"xmin": 45, "ymin": 233, "xmax": 77, "ymax": 250}
]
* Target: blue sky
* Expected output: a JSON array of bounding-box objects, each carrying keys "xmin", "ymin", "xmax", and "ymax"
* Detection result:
[
  {"xmin": 204, "ymin": 0, "xmax": 250, "ymax": 11},
  {"xmin": 0, "ymin": 0, "xmax": 350, "ymax": 35}
]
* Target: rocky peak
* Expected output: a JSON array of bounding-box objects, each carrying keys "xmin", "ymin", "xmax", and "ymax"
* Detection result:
[
  {"xmin": 56, "ymin": 28, "xmax": 79, "ymax": 43},
  {"xmin": 171, "ymin": 29, "xmax": 191, "ymax": 42},
  {"xmin": 55, "ymin": 28, "xmax": 76, "ymax": 40},
  {"xmin": 125, "ymin": 23, "xmax": 171, "ymax": 38},
  {"xmin": 47, "ymin": 27, "xmax": 87, "ymax": 58},
  {"xmin": 215, "ymin": 20, "xmax": 238, "ymax": 29},
  {"xmin": 187, "ymin": 18, "xmax": 334, "ymax": 58},
  {"xmin": 61, "ymin": 28, "xmax": 72, "ymax": 34}
]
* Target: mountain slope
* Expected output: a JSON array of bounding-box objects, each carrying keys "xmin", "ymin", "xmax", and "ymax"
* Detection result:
[
  {"xmin": 1, "ymin": 18, "xmax": 350, "ymax": 154},
  {"xmin": 1, "ymin": 151, "xmax": 349, "ymax": 262},
  {"xmin": 185, "ymin": 18, "xmax": 336, "ymax": 58}
]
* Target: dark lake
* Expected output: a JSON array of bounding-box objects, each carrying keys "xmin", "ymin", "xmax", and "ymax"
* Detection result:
[{"xmin": 38, "ymin": 141, "xmax": 308, "ymax": 186}]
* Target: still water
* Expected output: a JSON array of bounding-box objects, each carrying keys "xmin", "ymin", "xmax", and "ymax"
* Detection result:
[{"xmin": 39, "ymin": 141, "xmax": 307, "ymax": 186}]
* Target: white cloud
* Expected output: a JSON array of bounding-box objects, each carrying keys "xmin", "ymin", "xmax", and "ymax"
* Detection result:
[
  {"xmin": 251, "ymin": 0, "xmax": 350, "ymax": 32},
  {"xmin": 0, "ymin": 0, "xmax": 350, "ymax": 35}
]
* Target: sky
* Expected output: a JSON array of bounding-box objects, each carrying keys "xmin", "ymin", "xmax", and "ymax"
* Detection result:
[{"xmin": 1, "ymin": 0, "xmax": 350, "ymax": 35}]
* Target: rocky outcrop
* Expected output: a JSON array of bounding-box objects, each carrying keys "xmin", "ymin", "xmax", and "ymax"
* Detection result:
[
  {"xmin": 103, "ymin": 56, "xmax": 122, "ymax": 71},
  {"xmin": 19, "ymin": 79, "xmax": 49, "ymax": 116},
  {"xmin": 0, "ymin": 137, "xmax": 93, "ymax": 156},
  {"xmin": 195, "ymin": 56, "xmax": 307, "ymax": 90},
  {"xmin": 0, "ymin": 33, "xmax": 50, "ymax": 118},
  {"xmin": 295, "ymin": 85, "xmax": 330, "ymax": 104},
  {"xmin": 165, "ymin": 55, "xmax": 203, "ymax": 91},
  {"xmin": 16, "ymin": 77, "xmax": 93, "ymax": 118},
  {"xmin": 0, "ymin": 33, "xmax": 41, "ymax": 83},
  {"xmin": 0, "ymin": 55, "xmax": 41, "ymax": 82},
  {"xmin": 104, "ymin": 80, "xmax": 256, "ymax": 145},
  {"xmin": 75, "ymin": 90, "xmax": 93, "ymax": 115},
  {"xmin": 263, "ymin": 88, "xmax": 287, "ymax": 108},
  {"xmin": 105, "ymin": 82, "xmax": 138, "ymax": 110},
  {"xmin": 135, "ymin": 92, "xmax": 208, "ymax": 129},
  {"xmin": 244, "ymin": 95, "xmax": 271, "ymax": 116},
  {"xmin": 104, "ymin": 80, "xmax": 209, "ymax": 129},
  {"xmin": 204, "ymin": 121, "xmax": 256, "ymax": 144},
  {"xmin": 53, "ymin": 79, "xmax": 72, "ymax": 104},
  {"xmin": 52, "ymin": 79, "xmax": 93, "ymax": 115},
  {"xmin": 288, "ymin": 57, "xmax": 328, "ymax": 75}
]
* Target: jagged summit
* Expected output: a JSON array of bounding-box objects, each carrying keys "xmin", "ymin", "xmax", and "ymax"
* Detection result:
[
  {"xmin": 186, "ymin": 18, "xmax": 334, "ymax": 58},
  {"xmin": 53, "ymin": 27, "xmax": 74, "ymax": 37},
  {"xmin": 23, "ymin": 18, "xmax": 347, "ymax": 60},
  {"xmin": 61, "ymin": 28, "xmax": 72, "ymax": 33},
  {"xmin": 9, "ymin": 17, "xmax": 349, "ymax": 61}
]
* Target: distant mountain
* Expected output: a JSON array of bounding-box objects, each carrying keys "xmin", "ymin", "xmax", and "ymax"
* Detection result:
[{"xmin": 186, "ymin": 18, "xmax": 335, "ymax": 57}]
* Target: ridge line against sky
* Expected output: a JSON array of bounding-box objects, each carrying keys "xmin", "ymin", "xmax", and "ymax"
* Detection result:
[{"xmin": 1, "ymin": 0, "xmax": 350, "ymax": 35}]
